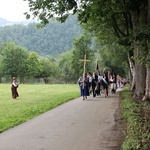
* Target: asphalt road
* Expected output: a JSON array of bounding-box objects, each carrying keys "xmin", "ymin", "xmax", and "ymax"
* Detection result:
[{"xmin": 0, "ymin": 89, "xmax": 122, "ymax": 150}]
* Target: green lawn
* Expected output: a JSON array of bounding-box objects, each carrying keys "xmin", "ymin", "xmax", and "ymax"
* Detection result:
[{"xmin": 0, "ymin": 84, "xmax": 80, "ymax": 133}]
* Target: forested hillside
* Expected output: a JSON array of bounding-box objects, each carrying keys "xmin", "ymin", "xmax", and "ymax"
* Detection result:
[{"xmin": 0, "ymin": 15, "xmax": 82, "ymax": 57}]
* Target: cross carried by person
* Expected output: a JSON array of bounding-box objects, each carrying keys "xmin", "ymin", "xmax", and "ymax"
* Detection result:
[
  {"xmin": 79, "ymin": 54, "xmax": 90, "ymax": 75},
  {"xmin": 79, "ymin": 54, "xmax": 90, "ymax": 88}
]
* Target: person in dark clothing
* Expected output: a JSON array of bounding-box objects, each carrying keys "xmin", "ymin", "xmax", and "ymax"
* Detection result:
[
  {"xmin": 93, "ymin": 71, "xmax": 101, "ymax": 96},
  {"xmin": 11, "ymin": 77, "xmax": 19, "ymax": 99},
  {"xmin": 101, "ymin": 73, "xmax": 109, "ymax": 97}
]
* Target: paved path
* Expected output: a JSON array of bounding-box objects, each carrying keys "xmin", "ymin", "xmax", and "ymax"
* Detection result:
[{"xmin": 0, "ymin": 89, "xmax": 122, "ymax": 150}]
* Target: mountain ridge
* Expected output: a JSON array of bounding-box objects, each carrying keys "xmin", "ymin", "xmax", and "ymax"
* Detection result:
[
  {"xmin": 0, "ymin": 16, "xmax": 82, "ymax": 57},
  {"xmin": 0, "ymin": 18, "xmax": 35, "ymax": 26}
]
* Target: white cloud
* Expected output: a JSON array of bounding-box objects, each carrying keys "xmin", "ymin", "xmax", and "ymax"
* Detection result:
[{"xmin": 0, "ymin": 0, "xmax": 29, "ymax": 21}]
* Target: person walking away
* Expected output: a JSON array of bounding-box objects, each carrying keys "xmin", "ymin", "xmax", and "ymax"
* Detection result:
[
  {"xmin": 90, "ymin": 72, "xmax": 97, "ymax": 97},
  {"xmin": 87, "ymin": 72, "xmax": 93, "ymax": 95},
  {"xmin": 11, "ymin": 77, "xmax": 19, "ymax": 99},
  {"xmin": 78, "ymin": 72, "xmax": 89, "ymax": 100},
  {"xmin": 100, "ymin": 74, "xmax": 109, "ymax": 97},
  {"xmin": 93, "ymin": 71, "xmax": 101, "ymax": 96}
]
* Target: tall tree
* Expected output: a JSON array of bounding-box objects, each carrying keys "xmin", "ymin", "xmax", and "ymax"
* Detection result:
[
  {"xmin": 40, "ymin": 56, "xmax": 58, "ymax": 83},
  {"xmin": 0, "ymin": 42, "xmax": 28, "ymax": 82},
  {"xmin": 59, "ymin": 51, "xmax": 74, "ymax": 82},
  {"xmin": 98, "ymin": 44, "xmax": 128, "ymax": 77},
  {"xmin": 27, "ymin": 51, "xmax": 43, "ymax": 78},
  {"xmin": 71, "ymin": 33, "xmax": 95, "ymax": 79}
]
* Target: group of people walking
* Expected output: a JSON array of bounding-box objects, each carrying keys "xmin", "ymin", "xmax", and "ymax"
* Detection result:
[
  {"xmin": 78, "ymin": 71, "xmax": 117, "ymax": 100},
  {"xmin": 10, "ymin": 72, "xmax": 126, "ymax": 100}
]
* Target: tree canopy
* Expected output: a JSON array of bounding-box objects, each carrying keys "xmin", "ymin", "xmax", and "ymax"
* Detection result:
[{"xmin": 1, "ymin": 42, "xmax": 28, "ymax": 78}]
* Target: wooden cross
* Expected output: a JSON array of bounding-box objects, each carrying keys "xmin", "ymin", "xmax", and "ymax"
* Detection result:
[
  {"xmin": 79, "ymin": 54, "xmax": 90, "ymax": 75},
  {"xmin": 79, "ymin": 54, "xmax": 90, "ymax": 88}
]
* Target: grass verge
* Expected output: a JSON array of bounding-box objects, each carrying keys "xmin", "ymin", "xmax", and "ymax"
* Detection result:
[
  {"xmin": 0, "ymin": 84, "xmax": 80, "ymax": 133},
  {"xmin": 121, "ymin": 85, "xmax": 150, "ymax": 150}
]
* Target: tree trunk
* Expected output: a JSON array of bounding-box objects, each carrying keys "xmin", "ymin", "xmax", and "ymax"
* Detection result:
[
  {"xmin": 134, "ymin": 41, "xmax": 146, "ymax": 97},
  {"xmin": 131, "ymin": 8, "xmax": 147, "ymax": 98},
  {"xmin": 142, "ymin": 66, "xmax": 150, "ymax": 101},
  {"xmin": 127, "ymin": 52, "xmax": 135, "ymax": 91},
  {"xmin": 143, "ymin": 0, "xmax": 150, "ymax": 101}
]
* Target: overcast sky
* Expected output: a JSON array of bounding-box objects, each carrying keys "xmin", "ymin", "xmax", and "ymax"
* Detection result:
[{"xmin": 0, "ymin": 0, "xmax": 30, "ymax": 21}]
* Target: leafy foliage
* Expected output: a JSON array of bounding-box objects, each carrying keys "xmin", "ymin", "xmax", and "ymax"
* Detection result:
[
  {"xmin": 1, "ymin": 42, "xmax": 28, "ymax": 78},
  {"xmin": 24, "ymin": 0, "xmax": 78, "ymax": 24},
  {"xmin": 121, "ymin": 85, "xmax": 150, "ymax": 150},
  {"xmin": 71, "ymin": 33, "xmax": 95, "ymax": 79},
  {"xmin": 59, "ymin": 50, "xmax": 74, "ymax": 82},
  {"xmin": 98, "ymin": 44, "xmax": 129, "ymax": 77},
  {"xmin": 40, "ymin": 56, "xmax": 58, "ymax": 79},
  {"xmin": 27, "ymin": 51, "xmax": 43, "ymax": 77}
]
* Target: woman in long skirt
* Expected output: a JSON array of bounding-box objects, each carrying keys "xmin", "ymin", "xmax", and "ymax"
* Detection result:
[
  {"xmin": 78, "ymin": 72, "xmax": 89, "ymax": 100},
  {"xmin": 11, "ymin": 77, "xmax": 19, "ymax": 99}
]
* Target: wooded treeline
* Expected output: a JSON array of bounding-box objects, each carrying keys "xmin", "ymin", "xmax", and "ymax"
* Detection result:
[
  {"xmin": 0, "ymin": 13, "xmax": 129, "ymax": 84},
  {"xmin": 0, "ymin": 33, "xmax": 128, "ymax": 84},
  {"xmin": 0, "ymin": 15, "xmax": 82, "ymax": 57}
]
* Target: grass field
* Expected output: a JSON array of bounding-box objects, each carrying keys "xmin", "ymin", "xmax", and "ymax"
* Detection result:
[{"xmin": 0, "ymin": 84, "xmax": 80, "ymax": 133}]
